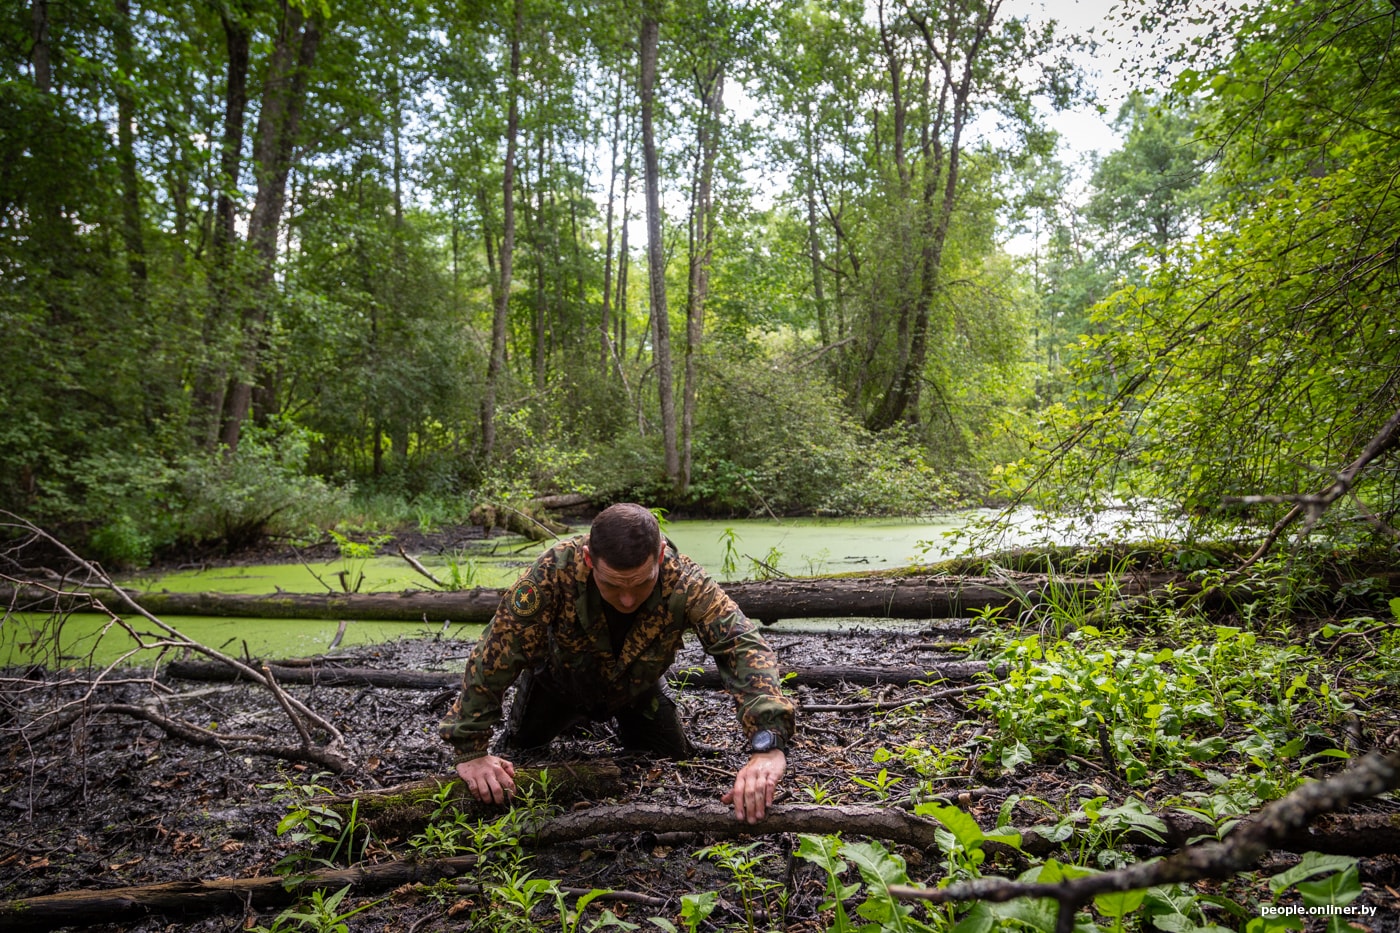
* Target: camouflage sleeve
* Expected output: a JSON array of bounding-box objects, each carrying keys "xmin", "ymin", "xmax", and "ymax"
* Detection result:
[
  {"xmin": 682, "ymin": 559, "xmax": 796, "ymax": 744},
  {"xmin": 437, "ymin": 556, "xmax": 555, "ymax": 761}
]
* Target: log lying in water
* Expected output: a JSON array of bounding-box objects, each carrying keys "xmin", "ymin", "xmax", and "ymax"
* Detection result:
[{"xmin": 4, "ymin": 571, "xmax": 1183, "ymax": 623}]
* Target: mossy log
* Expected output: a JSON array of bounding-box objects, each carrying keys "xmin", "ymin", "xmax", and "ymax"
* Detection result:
[
  {"xmin": 315, "ymin": 762, "xmax": 625, "ymax": 841},
  {"xmin": 468, "ymin": 500, "xmax": 572, "ymax": 542}
]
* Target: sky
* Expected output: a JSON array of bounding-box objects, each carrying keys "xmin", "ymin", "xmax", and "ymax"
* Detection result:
[{"xmin": 1010, "ymin": 0, "xmax": 1139, "ymax": 160}]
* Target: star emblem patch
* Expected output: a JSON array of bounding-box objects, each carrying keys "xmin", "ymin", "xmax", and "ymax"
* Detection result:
[{"xmin": 510, "ymin": 579, "xmax": 542, "ymax": 617}]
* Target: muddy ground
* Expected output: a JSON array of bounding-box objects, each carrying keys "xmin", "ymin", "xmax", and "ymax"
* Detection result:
[{"xmin": 5, "ymin": 613, "xmax": 1400, "ymax": 930}]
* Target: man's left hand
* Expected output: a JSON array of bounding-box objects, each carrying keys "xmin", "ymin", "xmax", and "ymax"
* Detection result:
[{"xmin": 721, "ymin": 749, "xmax": 786, "ymax": 823}]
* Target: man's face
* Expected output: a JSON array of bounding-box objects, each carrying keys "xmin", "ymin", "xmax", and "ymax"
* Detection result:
[{"xmin": 584, "ymin": 544, "xmax": 663, "ymax": 613}]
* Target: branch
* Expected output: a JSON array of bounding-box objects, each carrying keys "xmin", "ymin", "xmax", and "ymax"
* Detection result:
[
  {"xmin": 890, "ymin": 749, "xmax": 1400, "ymax": 933},
  {"xmin": 397, "ymin": 543, "xmax": 446, "ymax": 589},
  {"xmin": 1234, "ymin": 403, "xmax": 1400, "ymax": 569}
]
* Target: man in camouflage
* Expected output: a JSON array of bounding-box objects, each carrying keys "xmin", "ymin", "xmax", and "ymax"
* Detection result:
[{"xmin": 440, "ymin": 502, "xmax": 795, "ymax": 822}]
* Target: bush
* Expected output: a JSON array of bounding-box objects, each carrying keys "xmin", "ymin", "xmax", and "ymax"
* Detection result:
[
  {"xmin": 689, "ymin": 357, "xmax": 960, "ymax": 516},
  {"xmin": 172, "ymin": 422, "xmax": 349, "ymax": 550}
]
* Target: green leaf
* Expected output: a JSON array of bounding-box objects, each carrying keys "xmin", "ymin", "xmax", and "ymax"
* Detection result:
[
  {"xmin": 1267, "ymin": 853, "xmax": 1359, "ymax": 895},
  {"xmin": 1001, "ymin": 741, "xmax": 1034, "ymax": 772},
  {"xmin": 1094, "ymin": 887, "xmax": 1145, "ymax": 918},
  {"xmin": 1296, "ymin": 864, "xmax": 1361, "ymax": 908},
  {"xmin": 952, "ymin": 901, "xmax": 995, "ymax": 933},
  {"xmin": 915, "ymin": 803, "xmax": 985, "ymax": 850}
]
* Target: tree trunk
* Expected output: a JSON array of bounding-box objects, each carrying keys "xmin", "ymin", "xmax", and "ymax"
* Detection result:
[
  {"xmin": 599, "ymin": 67, "xmax": 625, "ymax": 377},
  {"xmin": 220, "ymin": 0, "xmax": 323, "ymax": 451},
  {"xmin": 480, "ymin": 0, "xmax": 522, "ymax": 463},
  {"xmin": 30, "ymin": 0, "xmax": 51, "ymax": 92},
  {"xmin": 113, "ymin": 0, "xmax": 146, "ymax": 298},
  {"xmin": 681, "ymin": 65, "xmax": 723, "ymax": 491},
  {"xmin": 639, "ymin": 10, "xmax": 680, "ymax": 485},
  {"xmin": 805, "ymin": 108, "xmax": 830, "ymax": 347},
  {"xmin": 195, "ymin": 5, "xmax": 251, "ymax": 449},
  {"xmin": 532, "ymin": 133, "xmax": 548, "ymax": 391}
]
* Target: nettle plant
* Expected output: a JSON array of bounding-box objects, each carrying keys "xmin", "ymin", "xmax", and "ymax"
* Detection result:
[{"xmin": 976, "ymin": 624, "xmax": 1347, "ymax": 786}]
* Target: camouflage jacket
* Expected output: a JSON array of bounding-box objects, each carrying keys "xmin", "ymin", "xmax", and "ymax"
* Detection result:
[{"xmin": 439, "ymin": 536, "xmax": 795, "ymax": 761}]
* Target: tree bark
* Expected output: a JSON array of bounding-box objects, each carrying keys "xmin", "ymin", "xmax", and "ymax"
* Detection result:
[
  {"xmin": 600, "ymin": 67, "xmax": 625, "ymax": 377},
  {"xmin": 195, "ymin": 4, "xmax": 251, "ymax": 449},
  {"xmin": 480, "ymin": 0, "xmax": 522, "ymax": 463},
  {"xmin": 113, "ymin": 0, "xmax": 146, "ymax": 297},
  {"xmin": 30, "ymin": 0, "xmax": 51, "ymax": 92},
  {"xmin": 9, "ymin": 571, "xmax": 1189, "ymax": 623},
  {"xmin": 681, "ymin": 64, "xmax": 723, "ymax": 491},
  {"xmin": 313, "ymin": 763, "xmax": 625, "ymax": 839},
  {"xmin": 220, "ymin": 0, "xmax": 323, "ymax": 450},
  {"xmin": 640, "ymin": 9, "xmax": 680, "ymax": 484}
]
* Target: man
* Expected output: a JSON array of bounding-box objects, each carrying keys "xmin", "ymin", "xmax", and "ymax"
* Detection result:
[{"xmin": 440, "ymin": 503, "xmax": 795, "ymax": 822}]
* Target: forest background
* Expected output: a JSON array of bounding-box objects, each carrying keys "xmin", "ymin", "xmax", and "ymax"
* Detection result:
[{"xmin": 2, "ymin": 0, "xmax": 1397, "ymax": 568}]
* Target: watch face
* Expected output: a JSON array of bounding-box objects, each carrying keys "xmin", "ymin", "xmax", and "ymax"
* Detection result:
[{"xmin": 751, "ymin": 730, "xmax": 775, "ymax": 752}]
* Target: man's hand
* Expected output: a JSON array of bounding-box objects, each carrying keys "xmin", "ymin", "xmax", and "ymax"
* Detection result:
[
  {"xmin": 721, "ymin": 749, "xmax": 786, "ymax": 823},
  {"xmin": 456, "ymin": 755, "xmax": 516, "ymax": 805}
]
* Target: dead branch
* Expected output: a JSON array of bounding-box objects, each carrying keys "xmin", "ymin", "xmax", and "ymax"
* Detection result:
[
  {"xmin": 799, "ymin": 680, "xmax": 992, "ymax": 713},
  {"xmin": 0, "ymin": 516, "xmax": 356, "ymax": 773},
  {"xmin": 396, "ymin": 544, "xmax": 446, "ymax": 588},
  {"xmin": 889, "ymin": 748, "xmax": 1400, "ymax": 933}
]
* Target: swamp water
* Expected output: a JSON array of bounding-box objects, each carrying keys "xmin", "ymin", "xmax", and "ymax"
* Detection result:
[{"xmin": 4, "ymin": 512, "xmax": 1019, "ymax": 666}]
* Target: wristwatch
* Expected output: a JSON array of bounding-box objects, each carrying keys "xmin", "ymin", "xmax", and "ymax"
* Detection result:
[{"xmin": 749, "ymin": 729, "xmax": 784, "ymax": 753}]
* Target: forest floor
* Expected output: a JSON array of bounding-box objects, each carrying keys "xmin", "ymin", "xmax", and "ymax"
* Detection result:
[{"xmin": 6, "ymin": 537, "xmax": 1400, "ymax": 931}]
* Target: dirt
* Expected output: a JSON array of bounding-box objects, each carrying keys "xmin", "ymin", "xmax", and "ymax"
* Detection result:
[{"xmin": 5, "ymin": 617, "xmax": 1400, "ymax": 931}]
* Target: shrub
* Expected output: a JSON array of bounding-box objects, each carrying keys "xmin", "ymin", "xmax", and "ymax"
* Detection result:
[{"xmin": 171, "ymin": 422, "xmax": 349, "ymax": 550}]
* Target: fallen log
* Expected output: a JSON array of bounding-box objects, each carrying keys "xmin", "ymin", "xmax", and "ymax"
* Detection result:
[
  {"xmin": 526, "ymin": 800, "xmax": 1400, "ymax": 859},
  {"xmin": 0, "ymin": 855, "xmax": 479, "ymax": 933},
  {"xmin": 164, "ymin": 660, "xmax": 993, "ymax": 691},
  {"xmin": 1, "ymin": 571, "xmax": 1184, "ymax": 623},
  {"xmin": 672, "ymin": 660, "xmax": 991, "ymax": 689},
  {"xmin": 313, "ymin": 763, "xmax": 625, "ymax": 840},
  {"xmin": 165, "ymin": 659, "xmax": 460, "ymax": 689}
]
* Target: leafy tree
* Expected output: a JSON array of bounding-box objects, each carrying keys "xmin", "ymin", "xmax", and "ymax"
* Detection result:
[{"xmin": 1011, "ymin": 0, "xmax": 1400, "ymax": 548}]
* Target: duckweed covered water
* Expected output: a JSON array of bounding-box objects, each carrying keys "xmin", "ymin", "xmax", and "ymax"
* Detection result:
[{"xmin": 5, "ymin": 514, "xmax": 1002, "ymax": 667}]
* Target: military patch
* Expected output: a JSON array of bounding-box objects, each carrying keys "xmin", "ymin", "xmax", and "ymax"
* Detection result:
[{"xmin": 510, "ymin": 579, "xmax": 543, "ymax": 617}]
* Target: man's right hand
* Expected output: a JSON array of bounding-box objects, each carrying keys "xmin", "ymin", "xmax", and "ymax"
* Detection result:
[{"xmin": 456, "ymin": 755, "xmax": 516, "ymax": 804}]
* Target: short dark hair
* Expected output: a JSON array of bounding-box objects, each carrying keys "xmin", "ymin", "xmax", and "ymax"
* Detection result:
[{"xmin": 588, "ymin": 503, "xmax": 661, "ymax": 569}]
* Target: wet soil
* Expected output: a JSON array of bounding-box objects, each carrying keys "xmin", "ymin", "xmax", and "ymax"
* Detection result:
[{"xmin": 5, "ymin": 623, "xmax": 1400, "ymax": 932}]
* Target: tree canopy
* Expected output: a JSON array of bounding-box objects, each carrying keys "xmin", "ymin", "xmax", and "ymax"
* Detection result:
[{"xmin": 2, "ymin": 0, "xmax": 1396, "ymax": 562}]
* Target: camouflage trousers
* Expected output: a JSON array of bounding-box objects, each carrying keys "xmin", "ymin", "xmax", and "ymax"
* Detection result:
[{"xmin": 499, "ymin": 669, "xmax": 694, "ymax": 759}]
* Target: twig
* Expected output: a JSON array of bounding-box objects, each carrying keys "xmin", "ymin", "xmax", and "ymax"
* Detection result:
[
  {"xmin": 743, "ymin": 554, "xmax": 790, "ymax": 579},
  {"xmin": 289, "ymin": 542, "xmax": 337, "ymax": 594},
  {"xmin": 397, "ymin": 544, "xmax": 446, "ymax": 589},
  {"xmin": 262, "ymin": 663, "xmax": 315, "ymax": 751}
]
